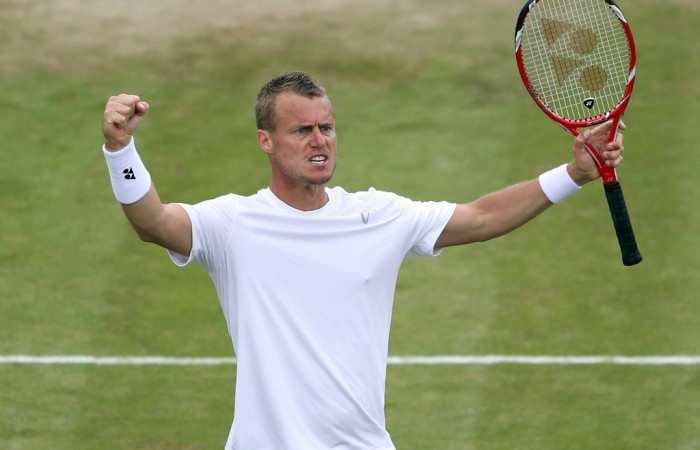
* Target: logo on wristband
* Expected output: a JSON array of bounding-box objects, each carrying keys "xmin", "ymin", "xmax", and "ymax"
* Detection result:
[{"xmin": 123, "ymin": 168, "xmax": 136, "ymax": 180}]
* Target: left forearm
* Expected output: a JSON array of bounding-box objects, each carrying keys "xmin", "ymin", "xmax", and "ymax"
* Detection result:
[
  {"xmin": 470, "ymin": 179, "xmax": 552, "ymax": 241},
  {"xmin": 437, "ymin": 179, "xmax": 552, "ymax": 248}
]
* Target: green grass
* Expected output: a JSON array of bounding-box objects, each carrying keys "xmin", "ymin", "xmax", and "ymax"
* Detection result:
[{"xmin": 2, "ymin": 0, "xmax": 700, "ymax": 448}]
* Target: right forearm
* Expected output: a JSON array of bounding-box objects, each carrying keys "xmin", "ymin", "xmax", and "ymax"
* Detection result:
[
  {"xmin": 120, "ymin": 184, "xmax": 169, "ymax": 243},
  {"xmin": 103, "ymin": 139, "xmax": 171, "ymax": 244},
  {"xmin": 106, "ymin": 150, "xmax": 192, "ymax": 254}
]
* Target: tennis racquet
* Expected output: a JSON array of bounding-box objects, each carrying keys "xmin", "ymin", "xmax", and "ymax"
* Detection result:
[{"xmin": 515, "ymin": 0, "xmax": 642, "ymax": 266}]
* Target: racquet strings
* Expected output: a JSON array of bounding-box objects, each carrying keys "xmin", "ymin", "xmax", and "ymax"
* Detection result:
[{"xmin": 519, "ymin": 0, "xmax": 631, "ymax": 121}]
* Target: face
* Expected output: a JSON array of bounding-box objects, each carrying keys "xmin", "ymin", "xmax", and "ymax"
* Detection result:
[{"xmin": 257, "ymin": 92, "xmax": 337, "ymax": 188}]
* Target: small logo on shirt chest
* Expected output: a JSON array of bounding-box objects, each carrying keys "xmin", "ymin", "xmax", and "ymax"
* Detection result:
[{"xmin": 361, "ymin": 212, "xmax": 370, "ymax": 224}]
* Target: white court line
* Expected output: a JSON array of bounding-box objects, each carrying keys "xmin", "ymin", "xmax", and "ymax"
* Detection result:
[
  {"xmin": 388, "ymin": 355, "xmax": 700, "ymax": 365},
  {"xmin": 0, "ymin": 355, "xmax": 236, "ymax": 366},
  {"xmin": 2, "ymin": 355, "xmax": 700, "ymax": 366}
]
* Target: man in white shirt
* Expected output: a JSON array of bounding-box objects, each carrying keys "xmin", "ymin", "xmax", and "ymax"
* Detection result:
[{"xmin": 101, "ymin": 71, "xmax": 625, "ymax": 449}]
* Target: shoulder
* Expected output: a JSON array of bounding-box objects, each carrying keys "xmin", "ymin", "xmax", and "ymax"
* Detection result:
[
  {"xmin": 178, "ymin": 193, "xmax": 249, "ymax": 225},
  {"xmin": 190, "ymin": 193, "xmax": 240, "ymax": 211}
]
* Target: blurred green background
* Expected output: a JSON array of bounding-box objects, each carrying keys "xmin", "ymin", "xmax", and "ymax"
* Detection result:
[{"xmin": 1, "ymin": 0, "xmax": 699, "ymax": 448}]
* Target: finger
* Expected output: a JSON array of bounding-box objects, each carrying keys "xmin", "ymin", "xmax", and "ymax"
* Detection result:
[
  {"xmin": 104, "ymin": 100, "xmax": 132, "ymax": 121},
  {"xmin": 103, "ymin": 108, "xmax": 129, "ymax": 129},
  {"xmin": 134, "ymin": 101, "xmax": 149, "ymax": 116},
  {"xmin": 107, "ymin": 102, "xmax": 134, "ymax": 118},
  {"xmin": 604, "ymin": 142, "xmax": 624, "ymax": 165},
  {"xmin": 589, "ymin": 120, "xmax": 615, "ymax": 142},
  {"xmin": 125, "ymin": 100, "xmax": 149, "ymax": 135},
  {"xmin": 106, "ymin": 95, "xmax": 141, "ymax": 117},
  {"xmin": 606, "ymin": 131, "xmax": 624, "ymax": 149},
  {"xmin": 114, "ymin": 93, "xmax": 141, "ymax": 106},
  {"xmin": 574, "ymin": 130, "xmax": 591, "ymax": 153},
  {"xmin": 604, "ymin": 147, "xmax": 623, "ymax": 159},
  {"xmin": 601, "ymin": 119, "xmax": 615, "ymax": 132},
  {"xmin": 605, "ymin": 152, "xmax": 624, "ymax": 168}
]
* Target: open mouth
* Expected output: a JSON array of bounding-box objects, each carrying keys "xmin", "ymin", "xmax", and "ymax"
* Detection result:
[{"xmin": 310, "ymin": 155, "xmax": 327, "ymax": 164}]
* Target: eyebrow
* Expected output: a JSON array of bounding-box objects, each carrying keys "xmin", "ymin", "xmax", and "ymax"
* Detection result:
[{"xmin": 291, "ymin": 121, "xmax": 334, "ymax": 131}]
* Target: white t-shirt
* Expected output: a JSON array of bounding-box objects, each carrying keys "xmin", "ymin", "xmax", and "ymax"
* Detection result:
[{"xmin": 168, "ymin": 186, "xmax": 456, "ymax": 450}]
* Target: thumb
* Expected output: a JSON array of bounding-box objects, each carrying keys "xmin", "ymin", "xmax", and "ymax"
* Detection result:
[
  {"xmin": 135, "ymin": 101, "xmax": 149, "ymax": 116},
  {"xmin": 126, "ymin": 101, "xmax": 149, "ymax": 135},
  {"xmin": 570, "ymin": 129, "xmax": 600, "ymax": 184}
]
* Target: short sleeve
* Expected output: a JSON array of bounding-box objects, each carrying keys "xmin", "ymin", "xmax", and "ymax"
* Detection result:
[
  {"xmin": 403, "ymin": 199, "xmax": 457, "ymax": 258},
  {"xmin": 166, "ymin": 195, "xmax": 238, "ymax": 272}
]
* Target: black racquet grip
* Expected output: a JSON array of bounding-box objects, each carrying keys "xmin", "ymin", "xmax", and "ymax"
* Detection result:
[{"xmin": 604, "ymin": 182, "xmax": 642, "ymax": 266}]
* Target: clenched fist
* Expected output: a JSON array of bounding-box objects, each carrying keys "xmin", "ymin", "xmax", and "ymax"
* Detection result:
[{"xmin": 103, "ymin": 94, "xmax": 150, "ymax": 151}]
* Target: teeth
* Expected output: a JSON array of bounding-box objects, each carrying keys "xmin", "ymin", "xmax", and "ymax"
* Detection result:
[{"xmin": 310, "ymin": 156, "xmax": 326, "ymax": 162}]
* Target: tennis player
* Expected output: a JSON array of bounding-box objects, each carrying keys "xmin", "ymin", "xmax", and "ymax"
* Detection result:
[{"xmin": 101, "ymin": 71, "xmax": 624, "ymax": 450}]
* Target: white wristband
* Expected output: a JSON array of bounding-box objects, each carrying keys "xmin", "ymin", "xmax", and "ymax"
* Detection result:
[
  {"xmin": 538, "ymin": 164, "xmax": 581, "ymax": 204},
  {"xmin": 103, "ymin": 138, "xmax": 152, "ymax": 204}
]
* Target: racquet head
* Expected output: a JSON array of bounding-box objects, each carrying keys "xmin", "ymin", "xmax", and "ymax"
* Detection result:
[{"xmin": 515, "ymin": 0, "xmax": 636, "ymax": 151}]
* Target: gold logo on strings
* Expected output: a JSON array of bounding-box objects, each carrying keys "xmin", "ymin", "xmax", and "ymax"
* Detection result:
[{"xmin": 540, "ymin": 18, "xmax": 608, "ymax": 91}]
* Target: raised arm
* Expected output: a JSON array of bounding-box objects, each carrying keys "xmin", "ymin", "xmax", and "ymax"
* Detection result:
[
  {"xmin": 436, "ymin": 120, "xmax": 625, "ymax": 248},
  {"xmin": 102, "ymin": 94, "xmax": 192, "ymax": 257}
]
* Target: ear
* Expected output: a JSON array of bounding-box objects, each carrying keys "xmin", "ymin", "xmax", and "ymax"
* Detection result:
[{"xmin": 257, "ymin": 129, "xmax": 274, "ymax": 154}]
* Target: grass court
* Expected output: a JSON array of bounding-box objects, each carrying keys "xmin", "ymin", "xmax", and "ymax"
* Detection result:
[{"xmin": 1, "ymin": 0, "xmax": 699, "ymax": 448}]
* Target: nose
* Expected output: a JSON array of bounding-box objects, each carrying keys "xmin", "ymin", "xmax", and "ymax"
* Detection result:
[{"xmin": 309, "ymin": 126, "xmax": 326, "ymax": 148}]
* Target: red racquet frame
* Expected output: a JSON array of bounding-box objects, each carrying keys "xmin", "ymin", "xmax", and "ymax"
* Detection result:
[{"xmin": 514, "ymin": 0, "xmax": 642, "ymax": 265}]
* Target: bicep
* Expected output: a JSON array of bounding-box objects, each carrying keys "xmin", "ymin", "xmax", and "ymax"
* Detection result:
[
  {"xmin": 435, "ymin": 203, "xmax": 485, "ymax": 248},
  {"xmin": 157, "ymin": 203, "xmax": 193, "ymax": 257},
  {"xmin": 435, "ymin": 179, "xmax": 551, "ymax": 248},
  {"xmin": 122, "ymin": 187, "xmax": 193, "ymax": 256}
]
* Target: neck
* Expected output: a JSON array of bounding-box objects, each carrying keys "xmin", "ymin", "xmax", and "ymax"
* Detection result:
[{"xmin": 268, "ymin": 182, "xmax": 328, "ymax": 211}]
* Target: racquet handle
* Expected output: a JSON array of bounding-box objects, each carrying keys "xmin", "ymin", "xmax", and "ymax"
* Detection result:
[{"xmin": 603, "ymin": 181, "xmax": 642, "ymax": 266}]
